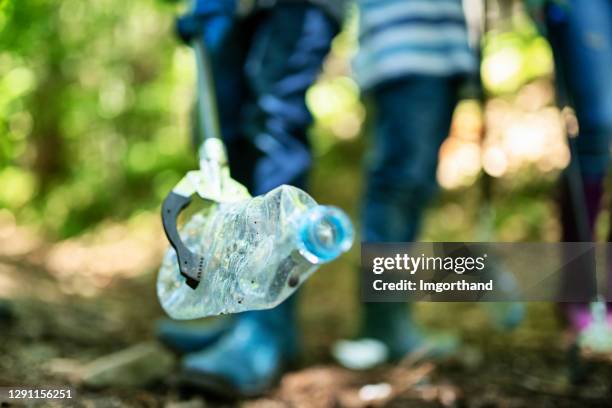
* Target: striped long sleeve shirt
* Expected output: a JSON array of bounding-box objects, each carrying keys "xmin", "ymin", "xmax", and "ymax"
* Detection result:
[{"xmin": 354, "ymin": 0, "xmax": 478, "ymax": 90}]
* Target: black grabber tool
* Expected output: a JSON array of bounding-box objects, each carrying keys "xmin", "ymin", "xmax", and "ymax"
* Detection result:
[{"xmin": 161, "ymin": 37, "xmax": 250, "ymax": 289}]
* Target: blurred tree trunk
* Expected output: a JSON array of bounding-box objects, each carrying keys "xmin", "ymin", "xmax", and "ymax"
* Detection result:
[{"xmin": 29, "ymin": 17, "xmax": 67, "ymax": 194}]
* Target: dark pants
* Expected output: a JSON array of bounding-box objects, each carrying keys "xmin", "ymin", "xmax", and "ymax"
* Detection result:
[
  {"xmin": 547, "ymin": 0, "xmax": 612, "ymax": 181},
  {"xmin": 198, "ymin": 4, "xmax": 338, "ymax": 196},
  {"xmin": 546, "ymin": 0, "xmax": 612, "ymax": 299},
  {"xmin": 362, "ymin": 76, "xmax": 460, "ymax": 243},
  {"xmin": 546, "ymin": 0, "xmax": 611, "ymax": 244},
  {"xmin": 360, "ymin": 76, "xmax": 460, "ymax": 352}
]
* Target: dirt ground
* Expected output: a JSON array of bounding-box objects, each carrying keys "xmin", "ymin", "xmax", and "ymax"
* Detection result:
[{"xmin": 1, "ymin": 215, "xmax": 612, "ymax": 408}]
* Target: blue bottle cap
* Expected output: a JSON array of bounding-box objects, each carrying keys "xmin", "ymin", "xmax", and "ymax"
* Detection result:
[{"xmin": 298, "ymin": 205, "xmax": 354, "ymax": 264}]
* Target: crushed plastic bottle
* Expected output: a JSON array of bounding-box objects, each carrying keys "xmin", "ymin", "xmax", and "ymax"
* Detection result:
[{"xmin": 157, "ymin": 185, "xmax": 354, "ymax": 319}]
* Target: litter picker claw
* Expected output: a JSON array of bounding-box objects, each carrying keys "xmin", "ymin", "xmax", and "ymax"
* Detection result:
[{"xmin": 161, "ymin": 38, "xmax": 250, "ymax": 289}]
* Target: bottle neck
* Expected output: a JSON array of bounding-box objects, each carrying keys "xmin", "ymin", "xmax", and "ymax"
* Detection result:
[{"xmin": 297, "ymin": 205, "xmax": 354, "ymax": 265}]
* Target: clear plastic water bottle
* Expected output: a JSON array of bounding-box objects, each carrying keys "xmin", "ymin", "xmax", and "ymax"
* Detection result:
[{"xmin": 157, "ymin": 185, "xmax": 354, "ymax": 319}]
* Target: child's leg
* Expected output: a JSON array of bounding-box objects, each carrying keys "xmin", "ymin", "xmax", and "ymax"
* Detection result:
[
  {"xmin": 360, "ymin": 76, "xmax": 459, "ymax": 358},
  {"xmin": 181, "ymin": 4, "xmax": 338, "ymax": 396}
]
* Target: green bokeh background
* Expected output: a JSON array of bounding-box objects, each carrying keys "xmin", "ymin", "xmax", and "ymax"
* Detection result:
[{"xmin": 1, "ymin": 0, "xmax": 589, "ymax": 240}]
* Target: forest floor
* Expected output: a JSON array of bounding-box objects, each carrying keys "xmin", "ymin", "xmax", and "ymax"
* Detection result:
[{"xmin": 1, "ymin": 206, "xmax": 612, "ymax": 408}]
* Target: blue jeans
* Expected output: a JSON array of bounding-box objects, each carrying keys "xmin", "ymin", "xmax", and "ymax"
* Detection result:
[
  {"xmin": 362, "ymin": 76, "xmax": 460, "ymax": 243},
  {"xmin": 545, "ymin": 1, "xmax": 612, "ymax": 297},
  {"xmin": 196, "ymin": 3, "xmax": 338, "ymax": 195},
  {"xmin": 546, "ymin": 0, "xmax": 612, "ymax": 179}
]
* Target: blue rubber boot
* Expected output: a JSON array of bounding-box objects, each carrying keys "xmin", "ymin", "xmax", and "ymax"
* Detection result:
[
  {"xmin": 155, "ymin": 318, "xmax": 232, "ymax": 353},
  {"xmin": 179, "ymin": 296, "xmax": 298, "ymax": 397},
  {"xmin": 361, "ymin": 302, "xmax": 458, "ymax": 361}
]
